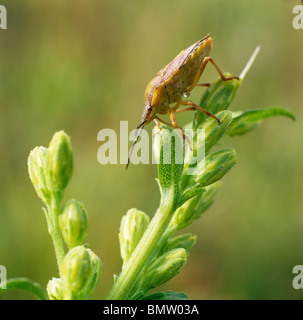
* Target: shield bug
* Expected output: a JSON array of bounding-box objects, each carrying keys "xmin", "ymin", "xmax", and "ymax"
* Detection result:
[{"xmin": 126, "ymin": 34, "xmax": 238, "ymax": 169}]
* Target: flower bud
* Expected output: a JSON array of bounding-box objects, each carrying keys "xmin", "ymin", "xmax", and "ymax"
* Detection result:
[
  {"xmin": 47, "ymin": 131, "xmax": 73, "ymax": 192},
  {"xmin": 79, "ymin": 249, "xmax": 102, "ymax": 299},
  {"xmin": 171, "ymin": 182, "xmax": 221, "ymax": 231},
  {"xmin": 202, "ymin": 111, "xmax": 232, "ymax": 154},
  {"xmin": 119, "ymin": 208, "xmax": 150, "ymax": 264},
  {"xmin": 160, "ymin": 233, "xmax": 197, "ymax": 256},
  {"xmin": 144, "ymin": 248, "xmax": 187, "ymax": 290},
  {"xmin": 59, "ymin": 199, "xmax": 88, "ymax": 248},
  {"xmin": 183, "ymin": 111, "xmax": 232, "ymax": 181},
  {"xmin": 191, "ymin": 148, "xmax": 237, "ymax": 187},
  {"xmin": 197, "ymin": 181, "xmax": 221, "ymax": 215},
  {"xmin": 47, "ymin": 277, "xmax": 63, "ymax": 300},
  {"xmin": 170, "ymin": 194, "xmax": 201, "ymax": 230},
  {"xmin": 28, "ymin": 146, "xmax": 50, "ymax": 204},
  {"xmin": 61, "ymin": 246, "xmax": 91, "ymax": 299},
  {"xmin": 195, "ymin": 74, "xmax": 241, "ymax": 126}
]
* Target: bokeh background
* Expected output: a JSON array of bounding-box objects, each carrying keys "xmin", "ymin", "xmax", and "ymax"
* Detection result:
[{"xmin": 0, "ymin": 0, "xmax": 302, "ymax": 300}]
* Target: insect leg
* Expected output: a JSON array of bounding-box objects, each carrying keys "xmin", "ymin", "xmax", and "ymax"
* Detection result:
[
  {"xmin": 153, "ymin": 116, "xmax": 177, "ymax": 136},
  {"xmin": 169, "ymin": 109, "xmax": 191, "ymax": 146},
  {"xmin": 152, "ymin": 118, "xmax": 162, "ymax": 136},
  {"xmin": 196, "ymin": 83, "xmax": 210, "ymax": 87},
  {"xmin": 179, "ymin": 100, "xmax": 221, "ymax": 124},
  {"xmin": 154, "ymin": 116, "xmax": 175, "ymax": 129},
  {"xmin": 186, "ymin": 57, "xmax": 239, "ymax": 93},
  {"xmin": 175, "ymin": 106, "xmax": 196, "ymax": 113}
]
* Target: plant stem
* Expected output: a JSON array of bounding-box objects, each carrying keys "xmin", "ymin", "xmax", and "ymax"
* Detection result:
[
  {"xmin": 47, "ymin": 194, "xmax": 65, "ymax": 276},
  {"xmin": 106, "ymin": 190, "xmax": 176, "ymax": 300}
]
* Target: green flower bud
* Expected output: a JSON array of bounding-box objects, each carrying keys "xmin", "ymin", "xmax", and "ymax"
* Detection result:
[
  {"xmin": 160, "ymin": 233, "xmax": 197, "ymax": 256},
  {"xmin": 79, "ymin": 248, "xmax": 102, "ymax": 299},
  {"xmin": 197, "ymin": 181, "xmax": 221, "ymax": 215},
  {"xmin": 47, "ymin": 277, "xmax": 63, "ymax": 300},
  {"xmin": 119, "ymin": 208, "xmax": 150, "ymax": 265},
  {"xmin": 170, "ymin": 182, "xmax": 221, "ymax": 231},
  {"xmin": 28, "ymin": 146, "xmax": 51, "ymax": 204},
  {"xmin": 190, "ymin": 148, "xmax": 237, "ymax": 187},
  {"xmin": 61, "ymin": 246, "xmax": 91, "ymax": 299},
  {"xmin": 195, "ymin": 74, "xmax": 241, "ymax": 127},
  {"xmin": 47, "ymin": 131, "xmax": 73, "ymax": 192},
  {"xmin": 144, "ymin": 248, "xmax": 187, "ymax": 290},
  {"xmin": 170, "ymin": 194, "xmax": 201, "ymax": 230},
  {"xmin": 59, "ymin": 199, "xmax": 88, "ymax": 248},
  {"xmin": 183, "ymin": 111, "xmax": 232, "ymax": 183},
  {"xmin": 201, "ymin": 111, "xmax": 232, "ymax": 155}
]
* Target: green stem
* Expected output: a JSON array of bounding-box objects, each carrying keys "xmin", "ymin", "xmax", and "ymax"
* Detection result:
[
  {"xmin": 154, "ymin": 225, "xmax": 177, "ymax": 255},
  {"xmin": 47, "ymin": 193, "xmax": 65, "ymax": 276},
  {"xmin": 106, "ymin": 190, "xmax": 176, "ymax": 300},
  {"xmin": 0, "ymin": 278, "xmax": 49, "ymax": 300},
  {"xmin": 129, "ymin": 225, "xmax": 177, "ymax": 300},
  {"xmin": 132, "ymin": 226, "xmax": 178, "ymax": 299}
]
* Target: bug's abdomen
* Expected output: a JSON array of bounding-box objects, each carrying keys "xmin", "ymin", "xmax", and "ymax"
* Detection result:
[
  {"xmin": 179, "ymin": 38, "xmax": 212, "ymax": 89},
  {"xmin": 163, "ymin": 71, "xmax": 186, "ymax": 103}
]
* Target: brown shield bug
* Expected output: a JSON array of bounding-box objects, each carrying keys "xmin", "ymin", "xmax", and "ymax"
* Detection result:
[{"xmin": 126, "ymin": 34, "xmax": 238, "ymax": 169}]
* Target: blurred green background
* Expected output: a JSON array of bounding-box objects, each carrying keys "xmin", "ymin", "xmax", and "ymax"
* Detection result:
[{"xmin": 0, "ymin": 0, "xmax": 302, "ymax": 300}]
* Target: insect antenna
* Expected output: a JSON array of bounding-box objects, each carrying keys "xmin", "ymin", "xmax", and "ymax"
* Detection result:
[{"xmin": 125, "ymin": 120, "xmax": 147, "ymax": 169}]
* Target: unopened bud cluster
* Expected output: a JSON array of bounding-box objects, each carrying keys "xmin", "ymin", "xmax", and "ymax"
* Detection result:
[
  {"xmin": 59, "ymin": 199, "xmax": 88, "ymax": 249},
  {"xmin": 142, "ymin": 248, "xmax": 187, "ymax": 290},
  {"xmin": 47, "ymin": 246, "xmax": 102, "ymax": 300},
  {"xmin": 60, "ymin": 246, "xmax": 101, "ymax": 300},
  {"xmin": 28, "ymin": 131, "xmax": 101, "ymax": 300},
  {"xmin": 119, "ymin": 208, "xmax": 150, "ymax": 267},
  {"xmin": 28, "ymin": 131, "xmax": 73, "ymax": 203}
]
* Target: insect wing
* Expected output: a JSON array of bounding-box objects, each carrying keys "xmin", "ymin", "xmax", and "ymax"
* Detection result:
[{"xmin": 161, "ymin": 35, "xmax": 211, "ymax": 82}]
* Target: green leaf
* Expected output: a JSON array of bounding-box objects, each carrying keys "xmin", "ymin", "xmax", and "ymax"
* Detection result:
[
  {"xmin": 128, "ymin": 291, "xmax": 145, "ymax": 300},
  {"xmin": 227, "ymin": 107, "xmax": 295, "ymax": 136},
  {"xmin": 158, "ymin": 126, "xmax": 184, "ymax": 210},
  {"xmin": 142, "ymin": 291, "xmax": 190, "ymax": 300},
  {"xmin": 0, "ymin": 278, "xmax": 49, "ymax": 300}
]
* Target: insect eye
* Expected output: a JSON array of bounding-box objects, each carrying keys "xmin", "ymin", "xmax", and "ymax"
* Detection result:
[{"xmin": 148, "ymin": 106, "xmax": 153, "ymax": 111}]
